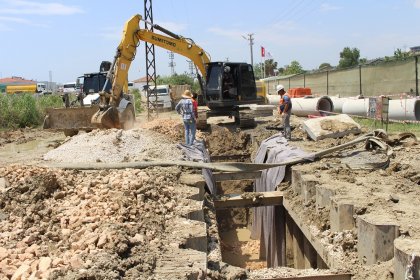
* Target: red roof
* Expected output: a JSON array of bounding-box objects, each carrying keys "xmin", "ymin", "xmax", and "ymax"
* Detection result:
[
  {"xmin": 132, "ymin": 76, "xmax": 148, "ymax": 83},
  {"xmin": 0, "ymin": 77, "xmax": 36, "ymax": 85}
]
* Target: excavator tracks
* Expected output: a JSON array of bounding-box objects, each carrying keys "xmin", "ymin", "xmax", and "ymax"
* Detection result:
[
  {"xmin": 196, "ymin": 109, "xmax": 208, "ymax": 130},
  {"xmin": 238, "ymin": 109, "xmax": 256, "ymax": 128}
]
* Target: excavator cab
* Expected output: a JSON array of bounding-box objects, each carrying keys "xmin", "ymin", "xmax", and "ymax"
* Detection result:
[{"xmin": 204, "ymin": 62, "xmax": 259, "ymax": 110}]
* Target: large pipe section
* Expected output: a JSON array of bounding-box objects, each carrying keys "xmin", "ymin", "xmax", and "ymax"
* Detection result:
[
  {"xmin": 388, "ymin": 98, "xmax": 420, "ymax": 121},
  {"xmin": 291, "ymin": 96, "xmax": 334, "ymax": 117},
  {"xmin": 329, "ymin": 96, "xmax": 364, "ymax": 113},
  {"xmin": 341, "ymin": 98, "xmax": 420, "ymax": 121}
]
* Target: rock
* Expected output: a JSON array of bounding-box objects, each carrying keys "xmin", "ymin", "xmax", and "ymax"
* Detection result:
[
  {"xmin": 11, "ymin": 263, "xmax": 30, "ymax": 280},
  {"xmin": 52, "ymin": 258, "xmax": 63, "ymax": 267},
  {"xmin": 69, "ymin": 255, "xmax": 83, "ymax": 269},
  {"xmin": 0, "ymin": 177, "xmax": 9, "ymax": 192},
  {"xmin": 18, "ymin": 253, "xmax": 33, "ymax": 261},
  {"xmin": 130, "ymin": 234, "xmax": 145, "ymax": 244},
  {"xmin": 2, "ymin": 265, "xmax": 17, "ymax": 278},
  {"xmin": 97, "ymin": 233, "xmax": 108, "ymax": 248},
  {"xmin": 0, "ymin": 247, "xmax": 8, "ymax": 261},
  {"xmin": 38, "ymin": 257, "xmax": 52, "ymax": 272},
  {"xmin": 53, "ymin": 191, "xmax": 66, "ymax": 200}
]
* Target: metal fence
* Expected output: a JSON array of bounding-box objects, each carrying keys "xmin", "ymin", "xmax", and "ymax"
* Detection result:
[{"xmin": 262, "ymin": 56, "xmax": 420, "ymax": 98}]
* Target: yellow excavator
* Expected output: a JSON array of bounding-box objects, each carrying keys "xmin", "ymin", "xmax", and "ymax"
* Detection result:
[{"xmin": 44, "ymin": 14, "xmax": 261, "ymax": 135}]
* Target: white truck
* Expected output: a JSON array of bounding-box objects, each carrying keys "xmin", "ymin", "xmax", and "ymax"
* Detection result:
[{"xmin": 142, "ymin": 85, "xmax": 172, "ymax": 110}]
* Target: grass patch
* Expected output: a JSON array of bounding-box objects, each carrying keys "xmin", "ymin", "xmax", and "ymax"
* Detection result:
[
  {"xmin": 0, "ymin": 94, "xmax": 63, "ymax": 128},
  {"xmin": 354, "ymin": 117, "xmax": 420, "ymax": 137}
]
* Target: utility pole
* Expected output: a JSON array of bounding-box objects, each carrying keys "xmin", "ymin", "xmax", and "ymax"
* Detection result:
[
  {"xmin": 242, "ymin": 33, "xmax": 255, "ymax": 66},
  {"xmin": 187, "ymin": 60, "xmax": 194, "ymax": 78},
  {"xmin": 168, "ymin": 51, "xmax": 176, "ymax": 75},
  {"xmin": 144, "ymin": 0, "xmax": 158, "ymax": 120},
  {"xmin": 49, "ymin": 70, "xmax": 52, "ymax": 92}
]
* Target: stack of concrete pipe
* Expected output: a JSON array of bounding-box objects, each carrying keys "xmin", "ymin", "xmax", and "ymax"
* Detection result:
[
  {"xmin": 340, "ymin": 97, "xmax": 420, "ymax": 121},
  {"xmin": 290, "ymin": 96, "xmax": 334, "ymax": 117}
]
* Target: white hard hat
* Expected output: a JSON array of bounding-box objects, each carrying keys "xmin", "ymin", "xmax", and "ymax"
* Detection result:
[
  {"xmin": 224, "ymin": 66, "xmax": 231, "ymax": 73},
  {"xmin": 276, "ymin": 84, "xmax": 284, "ymax": 92}
]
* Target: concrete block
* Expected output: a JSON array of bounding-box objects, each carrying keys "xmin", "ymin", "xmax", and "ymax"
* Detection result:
[
  {"xmin": 316, "ymin": 184, "xmax": 336, "ymax": 210},
  {"xmin": 394, "ymin": 238, "xmax": 420, "ymax": 280},
  {"xmin": 187, "ymin": 186, "xmax": 204, "ymax": 201},
  {"xmin": 330, "ymin": 197, "xmax": 355, "ymax": 232},
  {"xmin": 180, "ymin": 174, "xmax": 205, "ymax": 200},
  {"xmin": 291, "ymin": 168, "xmax": 303, "ymax": 195},
  {"xmin": 186, "ymin": 209, "xmax": 205, "ymax": 223},
  {"xmin": 301, "ymin": 174, "xmax": 318, "ymax": 204},
  {"xmin": 180, "ymin": 174, "xmax": 206, "ymax": 189},
  {"xmin": 357, "ymin": 214, "xmax": 399, "ymax": 265},
  {"xmin": 302, "ymin": 114, "xmax": 361, "ymax": 141}
]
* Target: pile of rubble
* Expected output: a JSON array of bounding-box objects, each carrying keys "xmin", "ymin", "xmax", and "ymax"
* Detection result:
[{"xmin": 0, "ymin": 164, "xmax": 204, "ymax": 279}]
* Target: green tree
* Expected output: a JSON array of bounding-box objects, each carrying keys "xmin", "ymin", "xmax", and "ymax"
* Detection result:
[
  {"xmin": 264, "ymin": 59, "xmax": 278, "ymax": 77},
  {"xmin": 254, "ymin": 59, "xmax": 278, "ymax": 79},
  {"xmin": 319, "ymin": 62, "xmax": 332, "ymax": 70},
  {"xmin": 394, "ymin": 48, "xmax": 410, "ymax": 60},
  {"xmin": 359, "ymin": 58, "xmax": 368, "ymax": 64},
  {"xmin": 253, "ymin": 63, "xmax": 264, "ymax": 79},
  {"xmin": 338, "ymin": 47, "xmax": 360, "ymax": 68},
  {"xmin": 283, "ymin": 60, "xmax": 304, "ymax": 75},
  {"xmin": 157, "ymin": 73, "xmax": 201, "ymax": 92}
]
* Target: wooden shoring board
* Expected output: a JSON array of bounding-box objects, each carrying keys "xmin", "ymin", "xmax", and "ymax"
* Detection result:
[
  {"xmin": 214, "ymin": 191, "xmax": 283, "ymax": 209},
  {"xmin": 213, "ymin": 171, "xmax": 261, "ymax": 182}
]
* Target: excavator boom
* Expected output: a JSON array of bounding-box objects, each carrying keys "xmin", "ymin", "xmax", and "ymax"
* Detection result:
[{"xmin": 92, "ymin": 14, "xmax": 210, "ymax": 129}]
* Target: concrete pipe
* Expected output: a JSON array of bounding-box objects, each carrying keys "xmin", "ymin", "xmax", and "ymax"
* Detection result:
[
  {"xmin": 389, "ymin": 98, "xmax": 420, "ymax": 121},
  {"xmin": 329, "ymin": 97, "xmax": 346, "ymax": 113},
  {"xmin": 329, "ymin": 97, "xmax": 363, "ymax": 113},
  {"xmin": 342, "ymin": 98, "xmax": 420, "ymax": 121},
  {"xmin": 291, "ymin": 96, "xmax": 334, "ymax": 117},
  {"xmin": 342, "ymin": 98, "xmax": 370, "ymax": 116}
]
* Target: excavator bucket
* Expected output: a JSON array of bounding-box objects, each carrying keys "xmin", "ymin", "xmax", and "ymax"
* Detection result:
[
  {"xmin": 91, "ymin": 106, "xmax": 121, "ymax": 129},
  {"xmin": 43, "ymin": 106, "xmax": 99, "ymax": 131}
]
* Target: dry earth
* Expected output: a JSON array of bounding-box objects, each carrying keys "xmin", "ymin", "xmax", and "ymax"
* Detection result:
[{"xmin": 0, "ymin": 112, "xmax": 419, "ymax": 279}]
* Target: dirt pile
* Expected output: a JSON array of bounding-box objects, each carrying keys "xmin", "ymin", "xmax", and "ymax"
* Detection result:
[
  {"xmin": 204, "ymin": 125, "xmax": 251, "ymax": 157},
  {"xmin": 0, "ymin": 164, "xmax": 204, "ymax": 279},
  {"xmin": 43, "ymin": 128, "xmax": 183, "ymax": 163},
  {"xmin": 139, "ymin": 118, "xmax": 205, "ymax": 142}
]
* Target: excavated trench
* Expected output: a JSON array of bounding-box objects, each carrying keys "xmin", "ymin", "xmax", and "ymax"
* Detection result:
[{"xmin": 206, "ymin": 126, "xmax": 331, "ymax": 272}]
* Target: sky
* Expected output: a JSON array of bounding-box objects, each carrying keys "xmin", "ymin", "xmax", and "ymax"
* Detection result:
[{"xmin": 1, "ymin": 0, "xmax": 420, "ymax": 84}]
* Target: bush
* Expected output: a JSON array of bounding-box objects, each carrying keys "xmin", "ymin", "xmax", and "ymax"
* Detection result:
[
  {"xmin": 130, "ymin": 88, "xmax": 143, "ymax": 114},
  {"xmin": 0, "ymin": 94, "xmax": 63, "ymax": 128}
]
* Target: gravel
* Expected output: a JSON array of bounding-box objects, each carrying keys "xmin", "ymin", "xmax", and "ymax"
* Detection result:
[{"xmin": 43, "ymin": 129, "xmax": 183, "ymax": 163}]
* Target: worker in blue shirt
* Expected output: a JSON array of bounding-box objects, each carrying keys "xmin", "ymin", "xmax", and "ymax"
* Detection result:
[{"xmin": 277, "ymin": 84, "xmax": 292, "ymax": 140}]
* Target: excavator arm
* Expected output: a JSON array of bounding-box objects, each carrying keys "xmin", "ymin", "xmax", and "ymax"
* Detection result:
[{"xmin": 92, "ymin": 14, "xmax": 210, "ymax": 128}]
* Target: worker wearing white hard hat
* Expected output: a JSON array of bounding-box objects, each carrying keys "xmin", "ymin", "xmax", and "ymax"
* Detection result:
[{"xmin": 277, "ymin": 84, "xmax": 292, "ymax": 140}]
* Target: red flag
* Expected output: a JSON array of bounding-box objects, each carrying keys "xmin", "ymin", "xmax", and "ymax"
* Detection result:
[{"xmin": 261, "ymin": 46, "xmax": 265, "ymax": 57}]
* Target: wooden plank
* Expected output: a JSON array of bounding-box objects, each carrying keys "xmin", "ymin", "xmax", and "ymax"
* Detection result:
[
  {"xmin": 214, "ymin": 191, "xmax": 283, "ymax": 209},
  {"xmin": 213, "ymin": 171, "xmax": 261, "ymax": 182},
  {"xmin": 283, "ymin": 199, "xmax": 345, "ymax": 269},
  {"xmin": 261, "ymin": 274, "xmax": 352, "ymax": 280},
  {"xmin": 210, "ymin": 154, "xmax": 250, "ymax": 161}
]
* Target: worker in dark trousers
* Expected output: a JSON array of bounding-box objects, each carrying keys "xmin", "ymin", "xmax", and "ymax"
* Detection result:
[{"xmin": 277, "ymin": 84, "xmax": 292, "ymax": 140}]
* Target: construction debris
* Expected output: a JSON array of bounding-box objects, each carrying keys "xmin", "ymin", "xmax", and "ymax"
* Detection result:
[{"xmin": 302, "ymin": 114, "xmax": 361, "ymax": 141}]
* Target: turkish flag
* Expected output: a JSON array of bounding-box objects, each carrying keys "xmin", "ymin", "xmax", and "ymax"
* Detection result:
[{"xmin": 261, "ymin": 46, "xmax": 265, "ymax": 57}]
